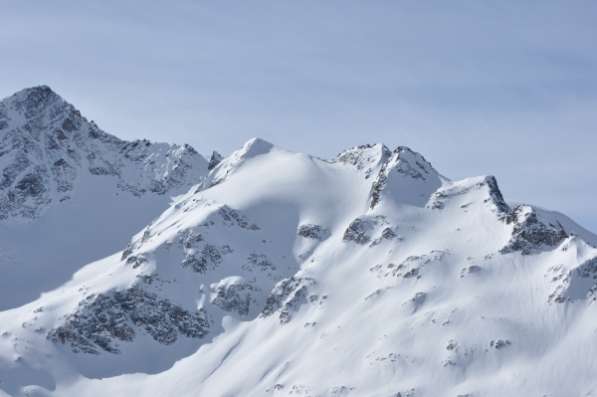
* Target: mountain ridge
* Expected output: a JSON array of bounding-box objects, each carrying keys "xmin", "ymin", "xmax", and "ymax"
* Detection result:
[
  {"xmin": 0, "ymin": 86, "xmax": 596, "ymax": 397},
  {"xmin": 0, "ymin": 86, "xmax": 210, "ymax": 309},
  {"xmin": 0, "ymin": 85, "xmax": 208, "ymax": 221}
]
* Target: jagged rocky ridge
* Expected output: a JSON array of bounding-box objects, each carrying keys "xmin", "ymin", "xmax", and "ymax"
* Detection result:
[
  {"xmin": 0, "ymin": 89, "xmax": 596, "ymax": 396},
  {"xmin": 0, "ymin": 86, "xmax": 208, "ymax": 220}
]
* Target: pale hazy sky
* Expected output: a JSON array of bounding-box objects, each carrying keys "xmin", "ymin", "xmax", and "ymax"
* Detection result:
[{"xmin": 1, "ymin": 1, "xmax": 596, "ymax": 231}]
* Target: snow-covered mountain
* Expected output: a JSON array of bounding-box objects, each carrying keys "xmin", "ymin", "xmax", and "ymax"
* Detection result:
[
  {"xmin": 0, "ymin": 86, "xmax": 209, "ymax": 309},
  {"xmin": 1, "ymin": 88, "xmax": 596, "ymax": 397}
]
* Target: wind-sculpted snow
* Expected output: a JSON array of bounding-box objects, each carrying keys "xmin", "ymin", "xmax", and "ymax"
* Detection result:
[
  {"xmin": 549, "ymin": 255, "xmax": 597, "ymax": 302},
  {"xmin": 203, "ymin": 137, "xmax": 274, "ymax": 187},
  {"xmin": 1, "ymin": 88, "xmax": 597, "ymax": 396},
  {"xmin": 427, "ymin": 175, "xmax": 509, "ymax": 215}
]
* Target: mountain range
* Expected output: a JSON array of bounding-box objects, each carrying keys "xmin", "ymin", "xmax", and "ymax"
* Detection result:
[{"xmin": 0, "ymin": 86, "xmax": 596, "ymax": 397}]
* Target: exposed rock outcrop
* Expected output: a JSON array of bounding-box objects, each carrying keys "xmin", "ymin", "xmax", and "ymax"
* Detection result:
[{"xmin": 48, "ymin": 287, "xmax": 209, "ymax": 354}]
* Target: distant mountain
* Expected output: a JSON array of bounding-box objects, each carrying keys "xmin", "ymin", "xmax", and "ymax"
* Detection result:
[
  {"xmin": 0, "ymin": 86, "xmax": 209, "ymax": 308},
  {"xmin": 0, "ymin": 85, "xmax": 208, "ymax": 220},
  {"xmin": 0, "ymin": 87, "xmax": 596, "ymax": 397}
]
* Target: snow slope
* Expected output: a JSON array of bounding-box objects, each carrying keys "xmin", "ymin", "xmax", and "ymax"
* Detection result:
[
  {"xmin": 1, "ymin": 91, "xmax": 597, "ymax": 396},
  {"xmin": 0, "ymin": 86, "xmax": 209, "ymax": 309}
]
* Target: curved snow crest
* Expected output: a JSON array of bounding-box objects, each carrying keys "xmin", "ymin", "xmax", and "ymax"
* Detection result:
[
  {"xmin": 204, "ymin": 140, "xmax": 446, "ymax": 210},
  {"xmin": 203, "ymin": 137, "xmax": 275, "ymax": 187},
  {"xmin": 241, "ymin": 137, "xmax": 275, "ymax": 158},
  {"xmin": 427, "ymin": 175, "xmax": 509, "ymax": 214}
]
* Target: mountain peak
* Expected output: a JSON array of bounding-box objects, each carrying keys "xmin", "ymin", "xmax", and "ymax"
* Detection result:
[
  {"xmin": 0, "ymin": 86, "xmax": 209, "ymax": 221},
  {"xmin": 368, "ymin": 145, "xmax": 443, "ymax": 208},
  {"xmin": 3, "ymin": 85, "xmax": 65, "ymax": 116},
  {"xmin": 393, "ymin": 144, "xmax": 437, "ymax": 168},
  {"xmin": 201, "ymin": 138, "xmax": 275, "ymax": 188},
  {"xmin": 334, "ymin": 143, "xmax": 444, "ymax": 208},
  {"xmin": 10, "ymin": 84, "xmax": 59, "ymax": 100},
  {"xmin": 335, "ymin": 143, "xmax": 392, "ymax": 179},
  {"xmin": 16, "ymin": 84, "xmax": 55, "ymax": 94},
  {"xmin": 241, "ymin": 137, "xmax": 275, "ymax": 158}
]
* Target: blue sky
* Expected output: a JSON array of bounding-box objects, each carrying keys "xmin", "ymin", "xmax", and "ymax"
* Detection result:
[{"xmin": 1, "ymin": 1, "xmax": 596, "ymax": 231}]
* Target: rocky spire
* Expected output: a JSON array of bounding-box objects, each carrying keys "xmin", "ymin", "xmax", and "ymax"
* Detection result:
[{"xmin": 208, "ymin": 150, "xmax": 223, "ymax": 171}]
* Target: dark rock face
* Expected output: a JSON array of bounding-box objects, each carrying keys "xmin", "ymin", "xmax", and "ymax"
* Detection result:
[
  {"xmin": 460, "ymin": 265, "xmax": 483, "ymax": 278},
  {"xmin": 484, "ymin": 176, "xmax": 510, "ymax": 215},
  {"xmin": 410, "ymin": 291, "xmax": 427, "ymax": 313},
  {"xmin": 278, "ymin": 286, "xmax": 309, "ymax": 324},
  {"xmin": 343, "ymin": 216, "xmax": 392, "ymax": 246},
  {"xmin": 14, "ymin": 173, "xmax": 45, "ymax": 196},
  {"xmin": 182, "ymin": 244, "xmax": 230, "ymax": 273},
  {"xmin": 261, "ymin": 277, "xmax": 318, "ymax": 324},
  {"xmin": 0, "ymin": 87, "xmax": 86, "ymax": 219},
  {"xmin": 244, "ymin": 253, "xmax": 276, "ymax": 274},
  {"xmin": 369, "ymin": 157, "xmax": 391, "ymax": 209},
  {"xmin": 343, "ymin": 218, "xmax": 376, "ymax": 245},
  {"xmin": 297, "ymin": 224, "xmax": 330, "ymax": 240},
  {"xmin": 125, "ymin": 255, "xmax": 148, "ymax": 269},
  {"xmin": 0, "ymin": 167, "xmax": 50, "ymax": 219},
  {"xmin": 501, "ymin": 206, "xmax": 568, "ymax": 255},
  {"xmin": 381, "ymin": 227, "xmax": 397, "ymax": 240},
  {"xmin": 207, "ymin": 151, "xmax": 223, "ymax": 171},
  {"xmin": 48, "ymin": 287, "xmax": 209, "ymax": 354},
  {"xmin": 175, "ymin": 229, "xmax": 203, "ymax": 251},
  {"xmin": 217, "ymin": 205, "xmax": 260, "ymax": 230},
  {"xmin": 490, "ymin": 339, "xmax": 511, "ymax": 349},
  {"xmin": 370, "ymin": 226, "xmax": 398, "ymax": 247},
  {"xmin": 210, "ymin": 280, "xmax": 257, "ymax": 316}
]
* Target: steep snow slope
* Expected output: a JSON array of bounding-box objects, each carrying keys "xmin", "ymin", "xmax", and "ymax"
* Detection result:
[
  {"xmin": 0, "ymin": 137, "xmax": 596, "ymax": 397},
  {"xmin": 0, "ymin": 86, "xmax": 209, "ymax": 308}
]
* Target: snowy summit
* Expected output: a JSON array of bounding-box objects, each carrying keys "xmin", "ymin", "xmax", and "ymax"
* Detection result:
[{"xmin": 0, "ymin": 87, "xmax": 596, "ymax": 397}]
